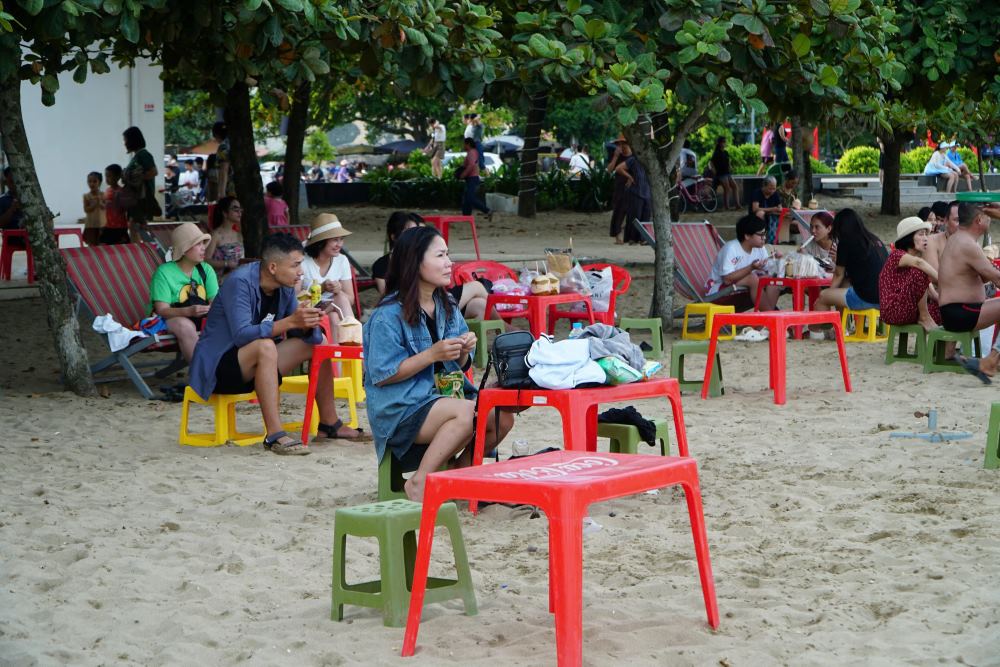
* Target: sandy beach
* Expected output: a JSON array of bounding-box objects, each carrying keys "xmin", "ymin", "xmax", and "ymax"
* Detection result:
[{"xmin": 1, "ymin": 200, "xmax": 999, "ymax": 666}]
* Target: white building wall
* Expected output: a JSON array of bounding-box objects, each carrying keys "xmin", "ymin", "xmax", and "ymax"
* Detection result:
[{"xmin": 17, "ymin": 58, "xmax": 164, "ymax": 228}]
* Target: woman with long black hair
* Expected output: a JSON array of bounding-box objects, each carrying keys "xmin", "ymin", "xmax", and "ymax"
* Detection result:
[
  {"xmin": 363, "ymin": 226, "xmax": 513, "ymax": 501},
  {"xmin": 814, "ymin": 208, "xmax": 888, "ymax": 313}
]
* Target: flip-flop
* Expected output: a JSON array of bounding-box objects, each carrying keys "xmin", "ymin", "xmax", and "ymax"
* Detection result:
[
  {"xmin": 955, "ymin": 353, "xmax": 993, "ymax": 385},
  {"xmin": 264, "ymin": 431, "xmax": 310, "ymax": 455}
]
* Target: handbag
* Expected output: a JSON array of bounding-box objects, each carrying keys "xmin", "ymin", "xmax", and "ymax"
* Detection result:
[
  {"xmin": 328, "ymin": 303, "xmax": 362, "ymax": 345},
  {"xmin": 170, "ymin": 264, "xmax": 210, "ymax": 327},
  {"xmin": 479, "ymin": 330, "xmax": 535, "ymax": 389}
]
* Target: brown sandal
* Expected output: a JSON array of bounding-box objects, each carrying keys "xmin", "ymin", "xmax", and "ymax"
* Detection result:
[
  {"xmin": 316, "ymin": 419, "xmax": 372, "ymax": 443},
  {"xmin": 264, "ymin": 431, "xmax": 310, "ymax": 455}
]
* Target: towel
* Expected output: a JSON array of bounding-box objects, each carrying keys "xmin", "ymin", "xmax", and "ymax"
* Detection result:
[{"xmin": 93, "ymin": 313, "xmax": 147, "ymax": 352}]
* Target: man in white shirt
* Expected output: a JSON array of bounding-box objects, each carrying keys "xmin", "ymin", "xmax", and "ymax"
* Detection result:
[
  {"xmin": 679, "ymin": 142, "xmax": 698, "ymax": 182},
  {"xmin": 568, "ymin": 146, "xmax": 591, "ymax": 177},
  {"xmin": 705, "ymin": 215, "xmax": 781, "ymax": 311},
  {"xmin": 175, "ymin": 160, "xmax": 200, "ymax": 207}
]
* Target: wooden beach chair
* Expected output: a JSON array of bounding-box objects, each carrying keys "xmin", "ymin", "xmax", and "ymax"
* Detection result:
[
  {"xmin": 631, "ymin": 219, "xmax": 753, "ymax": 318},
  {"xmin": 62, "ymin": 243, "xmax": 183, "ymax": 399}
]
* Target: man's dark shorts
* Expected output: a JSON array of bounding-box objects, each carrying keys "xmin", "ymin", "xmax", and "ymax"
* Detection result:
[{"xmin": 214, "ymin": 345, "xmax": 282, "ymax": 394}]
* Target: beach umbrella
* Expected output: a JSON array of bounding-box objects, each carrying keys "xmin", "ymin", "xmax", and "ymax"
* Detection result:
[
  {"xmin": 374, "ymin": 139, "xmax": 426, "ymax": 155},
  {"xmin": 482, "ymin": 135, "xmax": 524, "ymax": 154}
]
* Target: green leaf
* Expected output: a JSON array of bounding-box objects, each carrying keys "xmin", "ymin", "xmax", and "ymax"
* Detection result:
[
  {"xmin": 24, "ymin": 0, "xmax": 44, "ymax": 15},
  {"xmin": 102, "ymin": 0, "xmax": 122, "ymax": 12},
  {"xmin": 792, "ymin": 33, "xmax": 810, "ymax": 57},
  {"xmin": 244, "ymin": 0, "xmax": 263, "ymax": 9},
  {"xmin": 583, "ymin": 18, "xmax": 606, "ymax": 40},
  {"xmin": 274, "ymin": 0, "xmax": 303, "ymax": 10},
  {"xmin": 119, "ymin": 12, "xmax": 138, "ymax": 43},
  {"xmin": 567, "ymin": 0, "xmax": 581, "ymax": 12},
  {"xmin": 41, "ymin": 74, "xmax": 59, "ymax": 92},
  {"xmin": 677, "ymin": 46, "xmax": 698, "ymax": 64},
  {"xmin": 810, "ymin": 0, "xmax": 830, "ymax": 17},
  {"xmin": 927, "ymin": 66, "xmax": 939, "ymax": 82},
  {"xmin": 617, "ymin": 106, "xmax": 638, "ymax": 127},
  {"xmin": 746, "ymin": 97, "xmax": 767, "ymax": 114},
  {"xmin": 72, "ymin": 62, "xmax": 88, "ymax": 84},
  {"xmin": 818, "ymin": 64, "xmax": 839, "ymax": 86},
  {"xmin": 725, "ymin": 77, "xmax": 744, "ymax": 95}
]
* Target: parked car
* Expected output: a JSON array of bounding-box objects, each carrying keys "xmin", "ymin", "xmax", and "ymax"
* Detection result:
[{"xmin": 443, "ymin": 151, "xmax": 502, "ymax": 175}]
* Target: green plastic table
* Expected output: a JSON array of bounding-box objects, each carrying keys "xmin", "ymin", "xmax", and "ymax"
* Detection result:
[{"xmin": 956, "ymin": 191, "xmax": 1000, "ymax": 203}]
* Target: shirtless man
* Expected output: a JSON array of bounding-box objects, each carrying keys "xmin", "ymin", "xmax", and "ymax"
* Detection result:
[
  {"xmin": 937, "ymin": 203, "xmax": 1000, "ymax": 383},
  {"xmin": 924, "ymin": 200, "xmax": 959, "ymax": 274}
]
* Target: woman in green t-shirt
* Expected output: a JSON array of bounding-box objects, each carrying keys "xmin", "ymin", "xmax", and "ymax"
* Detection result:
[{"xmin": 149, "ymin": 223, "xmax": 218, "ymax": 363}]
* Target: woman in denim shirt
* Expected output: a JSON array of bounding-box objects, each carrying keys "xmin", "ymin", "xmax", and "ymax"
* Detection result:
[{"xmin": 363, "ymin": 226, "xmax": 513, "ymax": 501}]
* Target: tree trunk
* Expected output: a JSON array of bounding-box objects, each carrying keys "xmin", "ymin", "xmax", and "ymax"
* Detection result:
[
  {"xmin": 518, "ymin": 92, "xmax": 548, "ymax": 218},
  {"xmin": 879, "ymin": 128, "xmax": 904, "ymax": 216},
  {"xmin": 283, "ymin": 81, "xmax": 310, "ymax": 225},
  {"xmin": 791, "ymin": 117, "xmax": 813, "ymax": 201},
  {"xmin": 0, "ymin": 71, "xmax": 95, "ymax": 396},
  {"xmin": 224, "ymin": 82, "xmax": 266, "ymax": 257}
]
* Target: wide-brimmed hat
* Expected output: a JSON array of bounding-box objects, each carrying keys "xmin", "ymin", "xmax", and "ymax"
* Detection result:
[
  {"xmin": 612, "ymin": 132, "xmax": 628, "ymax": 144},
  {"xmin": 171, "ymin": 222, "xmax": 211, "ymax": 258},
  {"xmin": 896, "ymin": 216, "xmax": 932, "ymax": 242},
  {"xmin": 307, "ymin": 213, "xmax": 352, "ymax": 245}
]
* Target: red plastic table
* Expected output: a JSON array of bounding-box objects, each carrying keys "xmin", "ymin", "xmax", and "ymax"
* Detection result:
[
  {"xmin": 422, "ymin": 215, "xmax": 480, "ymax": 259},
  {"xmin": 401, "ymin": 451, "xmax": 719, "ymax": 666},
  {"xmin": 485, "ymin": 293, "xmax": 595, "ymax": 338},
  {"xmin": 301, "ymin": 344, "xmax": 363, "ymax": 444},
  {"xmin": 753, "ymin": 276, "xmax": 831, "ymax": 339},
  {"xmin": 701, "ymin": 311, "xmax": 851, "ymax": 405}
]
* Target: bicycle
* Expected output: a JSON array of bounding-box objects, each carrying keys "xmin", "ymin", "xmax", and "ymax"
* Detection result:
[{"xmin": 670, "ymin": 176, "xmax": 718, "ymax": 214}]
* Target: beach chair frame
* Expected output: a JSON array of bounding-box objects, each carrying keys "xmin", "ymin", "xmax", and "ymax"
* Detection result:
[
  {"xmin": 61, "ymin": 243, "xmax": 183, "ymax": 399},
  {"xmin": 631, "ymin": 218, "xmax": 753, "ymax": 318}
]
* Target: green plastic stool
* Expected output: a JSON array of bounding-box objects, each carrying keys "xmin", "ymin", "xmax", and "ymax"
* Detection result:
[
  {"xmin": 597, "ymin": 420, "xmax": 671, "ymax": 455},
  {"xmin": 621, "ymin": 317, "xmax": 663, "ymax": 359},
  {"xmin": 884, "ymin": 324, "xmax": 928, "ymax": 365},
  {"xmin": 465, "ymin": 318, "xmax": 505, "ymax": 369},
  {"xmin": 923, "ymin": 328, "xmax": 982, "ymax": 374},
  {"xmin": 332, "ymin": 499, "xmax": 477, "ymax": 627},
  {"xmin": 984, "ymin": 404, "xmax": 1000, "ymax": 470},
  {"xmin": 669, "ymin": 339, "xmax": 724, "ymax": 396},
  {"xmin": 378, "ymin": 452, "xmax": 450, "ymax": 501}
]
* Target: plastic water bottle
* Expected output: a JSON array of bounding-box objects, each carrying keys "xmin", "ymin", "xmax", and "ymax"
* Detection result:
[
  {"xmin": 512, "ymin": 439, "xmax": 530, "ymax": 458},
  {"xmin": 568, "ymin": 322, "xmax": 584, "ymax": 338}
]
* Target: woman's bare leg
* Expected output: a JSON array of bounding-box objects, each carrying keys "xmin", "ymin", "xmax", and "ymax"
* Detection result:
[
  {"xmin": 917, "ymin": 291, "xmax": 937, "ymax": 332},
  {"xmin": 405, "ymin": 398, "xmax": 475, "ymax": 502}
]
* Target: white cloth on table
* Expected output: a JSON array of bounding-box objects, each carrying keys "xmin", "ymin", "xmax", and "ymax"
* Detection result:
[{"xmin": 526, "ymin": 336, "xmax": 606, "ymax": 389}]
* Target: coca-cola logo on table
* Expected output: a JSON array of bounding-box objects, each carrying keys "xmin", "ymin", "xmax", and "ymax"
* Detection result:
[{"xmin": 492, "ymin": 456, "xmax": 619, "ymax": 481}]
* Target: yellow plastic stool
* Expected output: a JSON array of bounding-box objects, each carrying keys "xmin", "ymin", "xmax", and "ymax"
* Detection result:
[
  {"xmin": 842, "ymin": 308, "xmax": 887, "ymax": 342},
  {"xmin": 178, "ymin": 387, "xmax": 264, "ymax": 447},
  {"xmin": 682, "ymin": 303, "xmax": 735, "ymax": 341},
  {"xmin": 339, "ymin": 358, "xmax": 366, "ymax": 403},
  {"xmin": 279, "ymin": 374, "xmax": 358, "ymax": 431}
]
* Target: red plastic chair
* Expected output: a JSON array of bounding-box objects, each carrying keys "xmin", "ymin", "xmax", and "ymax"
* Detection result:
[
  {"xmin": 0, "ymin": 229, "xmax": 33, "ymax": 282},
  {"xmin": 422, "ymin": 214, "xmax": 480, "ymax": 259},
  {"xmin": 401, "ymin": 451, "xmax": 719, "ymax": 665},
  {"xmin": 546, "ymin": 262, "xmax": 631, "ymax": 333},
  {"xmin": 452, "ymin": 259, "xmax": 517, "ymax": 285}
]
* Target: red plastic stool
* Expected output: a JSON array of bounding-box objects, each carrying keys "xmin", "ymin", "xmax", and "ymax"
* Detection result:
[
  {"xmin": 401, "ymin": 451, "xmax": 719, "ymax": 666},
  {"xmin": 301, "ymin": 343, "xmax": 364, "ymax": 443},
  {"xmin": 0, "ymin": 229, "xmax": 33, "ymax": 282},
  {"xmin": 422, "ymin": 215, "xmax": 480, "ymax": 259}
]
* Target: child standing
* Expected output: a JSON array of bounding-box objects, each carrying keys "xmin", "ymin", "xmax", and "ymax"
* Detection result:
[
  {"xmin": 82, "ymin": 171, "xmax": 105, "ymax": 246},
  {"xmin": 264, "ymin": 181, "xmax": 289, "ymax": 227},
  {"xmin": 101, "ymin": 164, "xmax": 130, "ymax": 245}
]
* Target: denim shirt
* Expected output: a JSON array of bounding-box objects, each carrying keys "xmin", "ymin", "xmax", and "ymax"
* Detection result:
[
  {"xmin": 189, "ymin": 262, "xmax": 322, "ymax": 399},
  {"xmin": 363, "ymin": 292, "xmax": 475, "ymax": 461}
]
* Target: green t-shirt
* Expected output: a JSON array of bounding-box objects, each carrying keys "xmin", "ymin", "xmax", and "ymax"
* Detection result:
[{"xmin": 148, "ymin": 261, "xmax": 219, "ymax": 315}]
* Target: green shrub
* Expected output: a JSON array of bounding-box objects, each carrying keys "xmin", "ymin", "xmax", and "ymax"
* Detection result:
[
  {"xmin": 483, "ymin": 160, "xmax": 520, "ymax": 196},
  {"xmin": 835, "ymin": 146, "xmax": 880, "ymax": 174},
  {"xmin": 809, "ymin": 157, "xmax": 834, "ymax": 174},
  {"xmin": 729, "ymin": 143, "xmax": 761, "ymax": 174},
  {"xmin": 901, "ymin": 146, "xmax": 933, "ymax": 174},
  {"xmin": 954, "ymin": 147, "xmax": 977, "ymax": 168}
]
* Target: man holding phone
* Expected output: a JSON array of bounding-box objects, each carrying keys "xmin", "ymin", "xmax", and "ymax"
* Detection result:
[{"xmin": 189, "ymin": 233, "xmax": 367, "ymax": 455}]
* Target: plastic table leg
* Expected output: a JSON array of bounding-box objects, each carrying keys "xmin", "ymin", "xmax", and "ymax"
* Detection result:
[
  {"xmin": 548, "ymin": 508, "xmax": 586, "ymax": 667},
  {"xmin": 401, "ymin": 497, "xmax": 443, "ymax": 657},
  {"xmin": 680, "ymin": 472, "xmax": 720, "ymax": 629}
]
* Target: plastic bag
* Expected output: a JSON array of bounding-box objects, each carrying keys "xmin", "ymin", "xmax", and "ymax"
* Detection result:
[
  {"xmin": 783, "ymin": 252, "xmax": 823, "ymax": 278},
  {"xmin": 596, "ymin": 356, "xmax": 643, "ymax": 385},
  {"xmin": 491, "ymin": 278, "xmax": 529, "ymax": 312},
  {"xmin": 545, "ymin": 247, "xmax": 574, "ymax": 276},
  {"xmin": 559, "ymin": 262, "xmax": 591, "ymax": 295},
  {"xmin": 586, "ymin": 267, "xmax": 613, "ymax": 312}
]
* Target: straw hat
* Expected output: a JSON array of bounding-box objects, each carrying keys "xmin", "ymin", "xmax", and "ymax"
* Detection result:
[
  {"xmin": 171, "ymin": 222, "xmax": 211, "ymax": 259},
  {"xmin": 895, "ymin": 216, "xmax": 932, "ymax": 242},
  {"xmin": 307, "ymin": 213, "xmax": 352, "ymax": 245},
  {"xmin": 613, "ymin": 132, "xmax": 627, "ymax": 144}
]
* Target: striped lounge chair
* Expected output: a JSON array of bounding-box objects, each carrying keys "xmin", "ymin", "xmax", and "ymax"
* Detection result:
[
  {"xmin": 62, "ymin": 243, "xmax": 183, "ymax": 399},
  {"xmin": 632, "ymin": 219, "xmax": 754, "ymax": 318}
]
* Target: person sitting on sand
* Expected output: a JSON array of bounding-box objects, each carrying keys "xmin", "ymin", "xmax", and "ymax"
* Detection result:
[
  {"xmin": 371, "ymin": 211, "xmax": 489, "ymax": 319},
  {"xmin": 878, "ymin": 217, "xmax": 940, "ymax": 332},
  {"xmin": 363, "ymin": 225, "xmax": 513, "ymax": 501},
  {"xmin": 705, "ymin": 215, "xmax": 782, "ymax": 318},
  {"xmin": 148, "ymin": 223, "xmax": 217, "ymax": 363},
  {"xmin": 936, "ymin": 203, "xmax": 1000, "ymax": 382},
  {"xmin": 189, "ymin": 232, "xmax": 368, "ymax": 455}
]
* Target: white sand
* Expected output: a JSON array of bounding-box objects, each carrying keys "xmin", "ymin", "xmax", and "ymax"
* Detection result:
[{"xmin": 2, "ymin": 204, "xmax": 999, "ymax": 666}]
